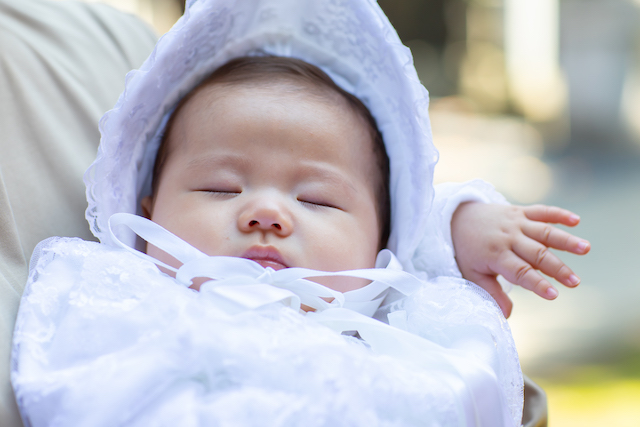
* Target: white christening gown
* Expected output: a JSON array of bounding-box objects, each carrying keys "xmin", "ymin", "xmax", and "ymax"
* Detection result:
[{"xmin": 11, "ymin": 214, "xmax": 522, "ymax": 427}]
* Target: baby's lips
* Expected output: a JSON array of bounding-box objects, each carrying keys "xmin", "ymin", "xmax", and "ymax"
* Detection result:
[
  {"xmin": 241, "ymin": 245, "xmax": 289, "ymax": 270},
  {"xmin": 251, "ymin": 259, "xmax": 288, "ymax": 270}
]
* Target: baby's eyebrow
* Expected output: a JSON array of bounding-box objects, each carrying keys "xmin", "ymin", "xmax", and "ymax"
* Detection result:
[
  {"xmin": 186, "ymin": 154, "xmax": 251, "ymax": 172},
  {"xmin": 296, "ymin": 163, "xmax": 358, "ymax": 194}
]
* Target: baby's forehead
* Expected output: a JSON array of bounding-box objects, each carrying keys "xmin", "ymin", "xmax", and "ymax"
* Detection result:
[
  {"xmin": 173, "ymin": 81, "xmax": 373, "ymax": 152},
  {"xmin": 164, "ymin": 77, "xmax": 370, "ymax": 158},
  {"xmin": 168, "ymin": 78, "xmax": 373, "ymax": 149},
  {"xmin": 169, "ymin": 56, "xmax": 386, "ymax": 170},
  {"xmin": 189, "ymin": 76, "xmax": 349, "ymax": 113}
]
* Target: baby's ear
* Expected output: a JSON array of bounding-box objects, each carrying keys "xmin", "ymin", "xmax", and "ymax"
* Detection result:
[{"xmin": 140, "ymin": 196, "xmax": 153, "ymax": 219}]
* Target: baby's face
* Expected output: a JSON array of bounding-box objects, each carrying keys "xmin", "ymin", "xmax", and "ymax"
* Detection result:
[{"xmin": 142, "ymin": 83, "xmax": 381, "ymax": 292}]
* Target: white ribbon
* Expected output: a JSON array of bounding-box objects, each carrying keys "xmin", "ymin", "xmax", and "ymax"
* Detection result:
[
  {"xmin": 107, "ymin": 213, "xmax": 514, "ymax": 426},
  {"xmin": 108, "ymin": 213, "xmax": 421, "ymax": 314}
]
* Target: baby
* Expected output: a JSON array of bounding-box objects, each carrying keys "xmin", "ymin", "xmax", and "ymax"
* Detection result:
[
  {"xmin": 11, "ymin": 1, "xmax": 589, "ymax": 426},
  {"xmin": 138, "ymin": 56, "xmax": 589, "ymax": 319},
  {"xmin": 140, "ymin": 55, "xmax": 587, "ymax": 308},
  {"xmin": 140, "ymin": 56, "xmax": 388, "ymax": 294}
]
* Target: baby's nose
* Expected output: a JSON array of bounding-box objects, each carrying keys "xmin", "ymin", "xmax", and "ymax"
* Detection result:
[{"xmin": 238, "ymin": 201, "xmax": 293, "ymax": 236}]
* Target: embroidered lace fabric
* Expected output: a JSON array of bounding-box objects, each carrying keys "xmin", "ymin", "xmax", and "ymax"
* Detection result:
[{"xmin": 13, "ymin": 236, "xmax": 521, "ymax": 426}]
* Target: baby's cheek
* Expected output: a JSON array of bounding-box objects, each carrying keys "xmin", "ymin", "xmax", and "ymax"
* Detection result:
[
  {"xmin": 313, "ymin": 232, "xmax": 377, "ymax": 271},
  {"xmin": 344, "ymin": 222, "xmax": 380, "ymax": 268}
]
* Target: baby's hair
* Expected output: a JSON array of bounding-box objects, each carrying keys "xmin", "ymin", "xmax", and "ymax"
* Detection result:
[{"xmin": 152, "ymin": 56, "xmax": 390, "ymax": 249}]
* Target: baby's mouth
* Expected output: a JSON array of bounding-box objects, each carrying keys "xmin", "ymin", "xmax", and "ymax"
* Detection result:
[{"xmin": 241, "ymin": 246, "xmax": 289, "ymax": 271}]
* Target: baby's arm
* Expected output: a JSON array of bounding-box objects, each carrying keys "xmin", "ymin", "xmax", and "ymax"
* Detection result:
[{"xmin": 451, "ymin": 203, "xmax": 591, "ymax": 317}]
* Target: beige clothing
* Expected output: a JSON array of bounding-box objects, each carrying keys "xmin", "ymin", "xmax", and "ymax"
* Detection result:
[
  {"xmin": 0, "ymin": 1, "xmax": 156, "ymax": 424},
  {"xmin": 523, "ymin": 375, "xmax": 548, "ymax": 427}
]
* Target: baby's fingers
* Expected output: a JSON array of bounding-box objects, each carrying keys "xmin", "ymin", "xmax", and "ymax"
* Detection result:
[
  {"xmin": 523, "ymin": 204, "xmax": 581, "ymax": 227},
  {"xmin": 522, "ymin": 222, "xmax": 591, "ymax": 255},
  {"xmin": 497, "ymin": 252, "xmax": 559, "ymax": 299},
  {"xmin": 512, "ymin": 238, "xmax": 581, "ymax": 289}
]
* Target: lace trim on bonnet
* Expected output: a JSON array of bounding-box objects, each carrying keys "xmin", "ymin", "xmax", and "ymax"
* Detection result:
[{"xmin": 84, "ymin": 0, "xmax": 438, "ymax": 273}]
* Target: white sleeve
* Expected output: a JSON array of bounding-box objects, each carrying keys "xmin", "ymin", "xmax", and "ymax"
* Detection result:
[{"xmin": 411, "ymin": 179, "xmax": 509, "ymax": 279}]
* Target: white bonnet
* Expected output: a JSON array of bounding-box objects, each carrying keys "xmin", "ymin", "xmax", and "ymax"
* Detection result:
[{"xmin": 85, "ymin": 0, "xmax": 438, "ymax": 272}]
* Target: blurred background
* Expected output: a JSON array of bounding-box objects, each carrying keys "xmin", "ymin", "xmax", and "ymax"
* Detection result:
[{"xmin": 65, "ymin": 0, "xmax": 640, "ymax": 424}]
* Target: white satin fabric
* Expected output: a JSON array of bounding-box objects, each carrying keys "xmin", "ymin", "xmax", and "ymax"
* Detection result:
[{"xmin": 12, "ymin": 214, "xmax": 520, "ymax": 426}]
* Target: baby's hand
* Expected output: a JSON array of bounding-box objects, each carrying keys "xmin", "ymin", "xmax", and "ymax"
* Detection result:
[{"xmin": 451, "ymin": 203, "xmax": 590, "ymax": 318}]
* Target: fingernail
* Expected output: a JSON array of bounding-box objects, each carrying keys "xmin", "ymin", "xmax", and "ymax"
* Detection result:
[
  {"xmin": 568, "ymin": 274, "xmax": 580, "ymax": 286},
  {"xmin": 569, "ymin": 214, "xmax": 580, "ymax": 223},
  {"xmin": 577, "ymin": 241, "xmax": 589, "ymax": 252},
  {"xmin": 547, "ymin": 287, "xmax": 558, "ymax": 298}
]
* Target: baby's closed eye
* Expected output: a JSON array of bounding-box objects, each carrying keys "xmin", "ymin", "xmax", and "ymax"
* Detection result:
[
  {"xmin": 297, "ymin": 197, "xmax": 342, "ymax": 210},
  {"xmin": 199, "ymin": 188, "xmax": 241, "ymax": 197}
]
